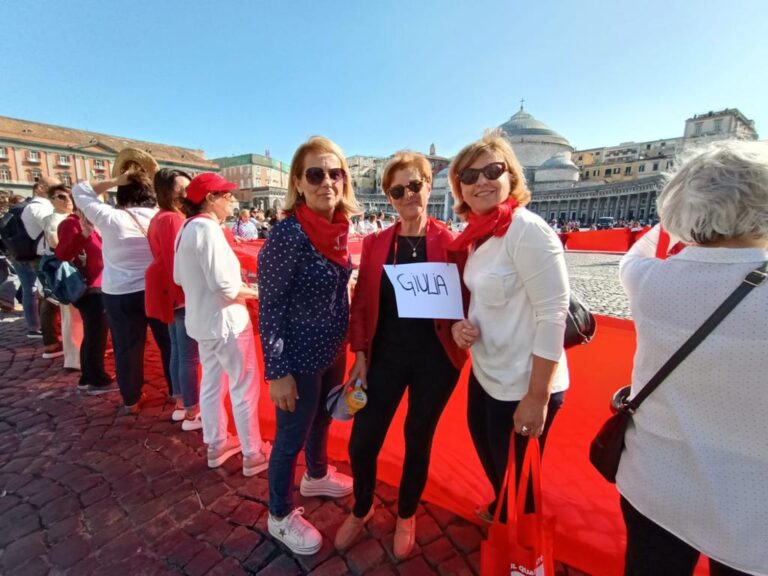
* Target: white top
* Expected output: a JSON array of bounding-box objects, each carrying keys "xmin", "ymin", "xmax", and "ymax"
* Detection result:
[
  {"xmin": 463, "ymin": 207, "xmax": 570, "ymax": 401},
  {"xmin": 72, "ymin": 181, "xmax": 157, "ymax": 295},
  {"xmin": 173, "ymin": 216, "xmax": 249, "ymax": 341},
  {"xmin": 20, "ymin": 197, "xmax": 53, "ymax": 256},
  {"xmin": 42, "ymin": 212, "xmax": 68, "ymax": 253},
  {"xmin": 617, "ymin": 226, "xmax": 768, "ymax": 576}
]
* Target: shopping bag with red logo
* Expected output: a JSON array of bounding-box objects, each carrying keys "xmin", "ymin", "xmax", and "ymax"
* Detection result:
[{"xmin": 480, "ymin": 437, "xmax": 556, "ymax": 576}]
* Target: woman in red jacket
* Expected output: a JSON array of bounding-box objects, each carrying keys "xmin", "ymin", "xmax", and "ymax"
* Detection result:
[
  {"xmin": 334, "ymin": 152, "xmax": 468, "ymax": 559},
  {"xmin": 145, "ymin": 169, "xmax": 201, "ymax": 430},
  {"xmin": 55, "ymin": 208, "xmax": 115, "ymax": 395}
]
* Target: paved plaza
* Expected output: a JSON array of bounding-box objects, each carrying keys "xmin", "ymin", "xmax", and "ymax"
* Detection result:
[{"xmin": 0, "ymin": 253, "xmax": 617, "ymax": 575}]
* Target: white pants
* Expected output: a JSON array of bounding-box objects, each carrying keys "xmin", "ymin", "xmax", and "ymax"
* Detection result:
[
  {"xmin": 198, "ymin": 324, "xmax": 263, "ymax": 457},
  {"xmin": 61, "ymin": 304, "xmax": 83, "ymax": 369}
]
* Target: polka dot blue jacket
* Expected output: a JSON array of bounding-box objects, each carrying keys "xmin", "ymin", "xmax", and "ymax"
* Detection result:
[{"xmin": 257, "ymin": 214, "xmax": 351, "ymax": 380}]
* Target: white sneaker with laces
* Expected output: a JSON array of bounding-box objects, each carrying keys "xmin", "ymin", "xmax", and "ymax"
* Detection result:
[
  {"xmin": 181, "ymin": 413, "xmax": 202, "ymax": 431},
  {"xmin": 171, "ymin": 409, "xmax": 186, "ymax": 422},
  {"xmin": 267, "ymin": 507, "xmax": 322, "ymax": 555},
  {"xmin": 299, "ymin": 465, "xmax": 353, "ymax": 498},
  {"xmin": 243, "ymin": 442, "xmax": 271, "ymax": 477}
]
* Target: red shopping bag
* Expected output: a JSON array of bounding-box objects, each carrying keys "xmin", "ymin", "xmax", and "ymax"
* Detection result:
[{"xmin": 480, "ymin": 437, "xmax": 556, "ymax": 576}]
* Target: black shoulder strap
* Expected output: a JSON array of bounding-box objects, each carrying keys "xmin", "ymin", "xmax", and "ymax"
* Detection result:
[{"xmin": 626, "ymin": 261, "xmax": 767, "ymax": 413}]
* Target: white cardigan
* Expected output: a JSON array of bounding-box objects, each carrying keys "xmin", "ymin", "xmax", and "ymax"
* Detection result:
[
  {"xmin": 617, "ymin": 226, "xmax": 768, "ymax": 575},
  {"xmin": 463, "ymin": 207, "xmax": 570, "ymax": 401},
  {"xmin": 173, "ymin": 216, "xmax": 249, "ymax": 341},
  {"xmin": 72, "ymin": 181, "xmax": 156, "ymax": 295}
]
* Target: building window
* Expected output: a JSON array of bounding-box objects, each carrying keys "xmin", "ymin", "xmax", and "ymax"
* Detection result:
[
  {"xmin": 652, "ymin": 163, "xmax": 659, "ymax": 171},
  {"xmin": 639, "ymin": 164, "xmax": 646, "ymax": 173},
  {"xmin": 59, "ymin": 173, "xmax": 72, "ymax": 186},
  {"xmin": 714, "ymin": 119, "xmax": 722, "ymax": 133},
  {"xmin": 0, "ymin": 167, "xmax": 11, "ymax": 182},
  {"xmin": 593, "ymin": 170, "xmax": 598, "ymax": 177},
  {"xmin": 605, "ymin": 169, "xmax": 611, "ymax": 176},
  {"xmin": 660, "ymin": 141, "xmax": 666, "ymax": 147},
  {"xmin": 694, "ymin": 122, "xmax": 703, "ymax": 136},
  {"xmin": 57, "ymin": 154, "xmax": 70, "ymax": 166},
  {"xmin": 28, "ymin": 150, "xmax": 40, "ymax": 162},
  {"xmin": 29, "ymin": 169, "xmax": 42, "ymax": 183},
  {"xmin": 625, "ymin": 166, "xmax": 632, "ymax": 175},
  {"xmin": 646, "ymin": 144, "xmax": 651, "ymax": 150},
  {"xmin": 666, "ymin": 161, "xmax": 673, "ymax": 169},
  {"xmin": 613, "ymin": 167, "xmax": 620, "ymax": 174},
  {"xmin": 0, "ymin": 147, "xmax": 7, "ymax": 159},
  {"xmin": 93, "ymin": 159, "xmax": 105, "ymax": 170}
]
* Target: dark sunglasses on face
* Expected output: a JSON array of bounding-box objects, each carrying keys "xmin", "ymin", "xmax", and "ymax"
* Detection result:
[
  {"xmin": 458, "ymin": 162, "xmax": 507, "ymax": 185},
  {"xmin": 304, "ymin": 167, "xmax": 346, "ymax": 186},
  {"xmin": 54, "ymin": 194, "xmax": 71, "ymax": 201},
  {"xmin": 387, "ymin": 180, "xmax": 424, "ymax": 200}
]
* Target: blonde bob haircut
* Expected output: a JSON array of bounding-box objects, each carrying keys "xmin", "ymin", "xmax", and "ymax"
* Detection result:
[
  {"xmin": 381, "ymin": 151, "xmax": 433, "ymax": 193},
  {"xmin": 658, "ymin": 141, "xmax": 768, "ymax": 244},
  {"xmin": 449, "ymin": 132, "xmax": 530, "ymax": 215},
  {"xmin": 284, "ymin": 136, "xmax": 362, "ymax": 219}
]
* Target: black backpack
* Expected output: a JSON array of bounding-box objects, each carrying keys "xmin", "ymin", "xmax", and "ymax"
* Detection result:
[{"xmin": 0, "ymin": 200, "xmax": 43, "ymax": 261}]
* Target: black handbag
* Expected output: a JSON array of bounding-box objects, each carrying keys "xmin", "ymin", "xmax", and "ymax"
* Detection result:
[
  {"xmin": 590, "ymin": 262, "xmax": 767, "ymax": 483},
  {"xmin": 564, "ymin": 291, "xmax": 596, "ymax": 348}
]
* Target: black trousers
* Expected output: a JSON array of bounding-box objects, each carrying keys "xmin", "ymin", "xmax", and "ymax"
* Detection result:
[
  {"xmin": 467, "ymin": 371, "xmax": 565, "ymax": 521},
  {"xmin": 621, "ymin": 497, "xmax": 749, "ymax": 576},
  {"xmin": 72, "ymin": 291, "xmax": 111, "ymax": 387},
  {"xmin": 102, "ymin": 290, "xmax": 172, "ymax": 405},
  {"xmin": 349, "ymin": 345, "xmax": 460, "ymax": 519}
]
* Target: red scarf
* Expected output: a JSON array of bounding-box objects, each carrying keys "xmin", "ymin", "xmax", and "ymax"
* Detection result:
[
  {"xmin": 448, "ymin": 197, "xmax": 519, "ymax": 252},
  {"xmin": 294, "ymin": 203, "xmax": 350, "ymax": 267}
]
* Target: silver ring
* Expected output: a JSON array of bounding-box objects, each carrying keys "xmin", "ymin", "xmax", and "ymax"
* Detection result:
[{"xmin": 521, "ymin": 426, "xmax": 530, "ymax": 434}]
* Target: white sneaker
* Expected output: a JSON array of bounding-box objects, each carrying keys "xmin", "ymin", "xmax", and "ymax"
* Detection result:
[
  {"xmin": 268, "ymin": 507, "xmax": 322, "ymax": 555},
  {"xmin": 243, "ymin": 442, "xmax": 271, "ymax": 477},
  {"xmin": 171, "ymin": 409, "xmax": 186, "ymax": 422},
  {"xmin": 207, "ymin": 436, "xmax": 241, "ymax": 468},
  {"xmin": 181, "ymin": 413, "xmax": 202, "ymax": 432},
  {"xmin": 299, "ymin": 465, "xmax": 353, "ymax": 498}
]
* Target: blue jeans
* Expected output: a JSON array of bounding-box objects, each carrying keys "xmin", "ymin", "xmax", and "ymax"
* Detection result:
[
  {"xmin": 268, "ymin": 353, "xmax": 346, "ymax": 518},
  {"xmin": 102, "ymin": 290, "xmax": 173, "ymax": 406},
  {"xmin": 169, "ymin": 308, "xmax": 200, "ymax": 409},
  {"xmin": 15, "ymin": 259, "xmax": 40, "ymax": 331}
]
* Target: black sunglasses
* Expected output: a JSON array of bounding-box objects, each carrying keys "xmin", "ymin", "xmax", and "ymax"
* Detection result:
[
  {"xmin": 304, "ymin": 167, "xmax": 346, "ymax": 186},
  {"xmin": 458, "ymin": 162, "xmax": 507, "ymax": 185},
  {"xmin": 54, "ymin": 193, "xmax": 71, "ymax": 201},
  {"xmin": 387, "ymin": 180, "xmax": 424, "ymax": 200}
]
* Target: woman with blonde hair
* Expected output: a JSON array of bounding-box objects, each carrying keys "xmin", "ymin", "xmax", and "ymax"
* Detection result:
[
  {"xmin": 616, "ymin": 141, "xmax": 768, "ymax": 576},
  {"xmin": 258, "ymin": 136, "xmax": 361, "ymax": 555},
  {"xmin": 335, "ymin": 151, "xmax": 467, "ymax": 558},
  {"xmin": 448, "ymin": 133, "xmax": 570, "ymax": 522}
]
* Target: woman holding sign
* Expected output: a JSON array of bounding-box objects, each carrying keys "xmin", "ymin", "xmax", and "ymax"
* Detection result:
[
  {"xmin": 448, "ymin": 133, "xmax": 569, "ymax": 522},
  {"xmin": 335, "ymin": 152, "xmax": 467, "ymax": 559}
]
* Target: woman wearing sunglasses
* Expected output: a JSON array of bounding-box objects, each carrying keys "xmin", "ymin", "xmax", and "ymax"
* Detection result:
[
  {"xmin": 334, "ymin": 151, "xmax": 467, "ymax": 558},
  {"xmin": 448, "ymin": 133, "xmax": 569, "ymax": 522},
  {"xmin": 257, "ymin": 136, "xmax": 361, "ymax": 555}
]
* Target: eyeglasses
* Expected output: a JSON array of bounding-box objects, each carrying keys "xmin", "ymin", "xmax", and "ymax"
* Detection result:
[
  {"xmin": 209, "ymin": 191, "xmax": 234, "ymax": 201},
  {"xmin": 304, "ymin": 167, "xmax": 346, "ymax": 186},
  {"xmin": 458, "ymin": 162, "xmax": 507, "ymax": 185},
  {"xmin": 387, "ymin": 180, "xmax": 424, "ymax": 200},
  {"xmin": 54, "ymin": 194, "xmax": 71, "ymax": 201}
]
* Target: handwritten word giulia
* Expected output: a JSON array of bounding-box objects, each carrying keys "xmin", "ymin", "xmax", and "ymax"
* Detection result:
[{"xmin": 396, "ymin": 273, "xmax": 449, "ymax": 297}]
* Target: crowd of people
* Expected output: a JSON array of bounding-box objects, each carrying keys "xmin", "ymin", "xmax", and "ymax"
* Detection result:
[{"xmin": 0, "ymin": 136, "xmax": 765, "ymax": 575}]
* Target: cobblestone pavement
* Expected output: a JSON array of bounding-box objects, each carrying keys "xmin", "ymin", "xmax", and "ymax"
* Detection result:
[
  {"xmin": 565, "ymin": 252, "xmax": 630, "ymax": 319},
  {"xmin": 0, "ymin": 261, "xmax": 616, "ymax": 575}
]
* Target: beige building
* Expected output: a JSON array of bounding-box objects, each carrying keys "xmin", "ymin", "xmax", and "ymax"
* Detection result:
[
  {"xmin": 0, "ymin": 115, "xmax": 218, "ymax": 197},
  {"xmin": 212, "ymin": 153, "xmax": 290, "ymax": 211}
]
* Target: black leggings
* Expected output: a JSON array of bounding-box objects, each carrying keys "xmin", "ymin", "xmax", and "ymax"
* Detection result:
[
  {"xmin": 467, "ymin": 371, "xmax": 565, "ymax": 521},
  {"xmin": 621, "ymin": 497, "xmax": 750, "ymax": 576},
  {"xmin": 349, "ymin": 346, "xmax": 460, "ymax": 519}
]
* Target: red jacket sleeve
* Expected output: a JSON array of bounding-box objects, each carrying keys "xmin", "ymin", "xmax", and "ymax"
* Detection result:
[
  {"xmin": 349, "ymin": 235, "xmax": 373, "ymax": 353},
  {"xmin": 54, "ymin": 217, "xmax": 86, "ymax": 262}
]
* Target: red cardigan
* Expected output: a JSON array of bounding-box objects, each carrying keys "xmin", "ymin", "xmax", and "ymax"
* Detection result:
[
  {"xmin": 349, "ymin": 218, "xmax": 468, "ymax": 370},
  {"xmin": 145, "ymin": 210, "xmax": 185, "ymax": 323},
  {"xmin": 55, "ymin": 214, "xmax": 103, "ymax": 289}
]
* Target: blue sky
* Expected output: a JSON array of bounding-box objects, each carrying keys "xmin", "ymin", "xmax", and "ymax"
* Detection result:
[{"xmin": 2, "ymin": 0, "xmax": 766, "ymax": 163}]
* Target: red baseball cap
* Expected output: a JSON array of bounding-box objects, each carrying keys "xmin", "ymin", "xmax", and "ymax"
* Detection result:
[{"xmin": 185, "ymin": 173, "xmax": 238, "ymax": 205}]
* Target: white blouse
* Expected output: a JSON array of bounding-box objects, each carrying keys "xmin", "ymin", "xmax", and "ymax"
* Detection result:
[
  {"xmin": 617, "ymin": 226, "xmax": 768, "ymax": 575},
  {"xmin": 463, "ymin": 207, "xmax": 570, "ymax": 401}
]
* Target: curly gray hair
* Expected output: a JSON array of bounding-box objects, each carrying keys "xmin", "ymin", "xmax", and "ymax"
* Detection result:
[{"xmin": 657, "ymin": 141, "xmax": 768, "ymax": 244}]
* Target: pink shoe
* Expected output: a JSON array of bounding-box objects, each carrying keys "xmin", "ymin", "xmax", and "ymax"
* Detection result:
[
  {"xmin": 334, "ymin": 507, "xmax": 374, "ymax": 551},
  {"xmin": 393, "ymin": 515, "xmax": 416, "ymax": 560}
]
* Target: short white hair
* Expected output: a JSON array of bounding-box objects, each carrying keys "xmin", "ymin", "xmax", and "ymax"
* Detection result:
[{"xmin": 657, "ymin": 141, "xmax": 768, "ymax": 244}]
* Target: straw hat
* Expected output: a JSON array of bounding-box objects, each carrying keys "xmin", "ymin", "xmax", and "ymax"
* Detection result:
[{"xmin": 111, "ymin": 147, "xmax": 159, "ymax": 178}]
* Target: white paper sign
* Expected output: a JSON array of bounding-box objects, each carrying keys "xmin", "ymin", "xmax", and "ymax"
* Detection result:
[{"xmin": 383, "ymin": 262, "xmax": 464, "ymax": 320}]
